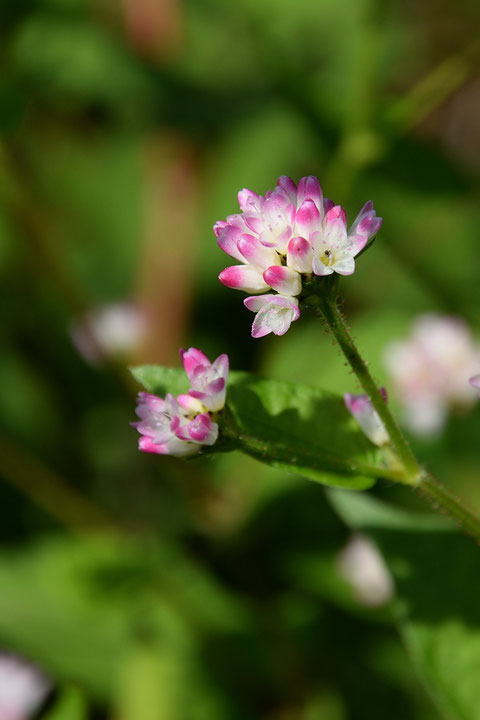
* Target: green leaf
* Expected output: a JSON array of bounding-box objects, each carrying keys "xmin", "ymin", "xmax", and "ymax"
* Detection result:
[
  {"xmin": 330, "ymin": 491, "xmax": 480, "ymax": 720},
  {"xmin": 131, "ymin": 365, "xmax": 395, "ymax": 490},
  {"xmin": 131, "ymin": 365, "xmax": 190, "ymax": 398}
]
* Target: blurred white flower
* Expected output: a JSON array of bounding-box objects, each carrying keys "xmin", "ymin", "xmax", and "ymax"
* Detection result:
[
  {"xmin": 0, "ymin": 652, "xmax": 50, "ymax": 720},
  {"xmin": 70, "ymin": 302, "xmax": 148, "ymax": 365},
  {"xmin": 336, "ymin": 534, "xmax": 394, "ymax": 607},
  {"xmin": 383, "ymin": 314, "xmax": 480, "ymax": 435}
]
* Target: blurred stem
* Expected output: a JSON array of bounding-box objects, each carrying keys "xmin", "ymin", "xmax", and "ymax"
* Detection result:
[
  {"xmin": 307, "ymin": 287, "xmax": 480, "ymax": 542},
  {"xmin": 386, "ymin": 35, "xmax": 480, "ymax": 132},
  {"xmin": 0, "ymin": 432, "xmax": 119, "ymax": 534},
  {"xmin": 0, "ymin": 144, "xmax": 139, "ymax": 400},
  {"xmin": 326, "ymin": 35, "xmax": 480, "ymax": 199}
]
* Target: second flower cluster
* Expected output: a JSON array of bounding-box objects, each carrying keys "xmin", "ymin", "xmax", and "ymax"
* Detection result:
[{"xmin": 133, "ymin": 348, "xmax": 229, "ymax": 457}]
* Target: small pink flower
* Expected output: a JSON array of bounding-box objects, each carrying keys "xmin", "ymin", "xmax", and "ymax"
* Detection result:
[
  {"xmin": 215, "ymin": 176, "xmax": 382, "ymax": 337},
  {"xmin": 349, "ymin": 201, "xmax": 383, "ymax": 241},
  {"xmin": 344, "ymin": 390, "xmax": 389, "ymax": 446},
  {"xmin": 174, "ymin": 413, "xmax": 218, "ymax": 444},
  {"xmin": 244, "ymin": 295, "xmax": 300, "ymax": 338},
  {"xmin": 179, "ymin": 348, "xmax": 229, "ymax": 412},
  {"xmin": 310, "ymin": 204, "xmax": 376, "ymax": 277}
]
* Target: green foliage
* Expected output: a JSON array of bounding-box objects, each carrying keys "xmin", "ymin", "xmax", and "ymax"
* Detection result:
[
  {"xmin": 11, "ymin": 15, "xmax": 155, "ymax": 114},
  {"xmin": 132, "ymin": 365, "xmax": 383, "ymax": 489},
  {"xmin": 330, "ymin": 491, "xmax": 480, "ymax": 720},
  {"xmin": 0, "ymin": 534, "xmax": 248, "ymax": 700}
]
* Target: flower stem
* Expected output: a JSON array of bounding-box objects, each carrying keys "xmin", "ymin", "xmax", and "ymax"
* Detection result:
[
  {"xmin": 418, "ymin": 473, "xmax": 480, "ymax": 542},
  {"xmin": 308, "ymin": 289, "xmax": 480, "ymax": 543},
  {"xmin": 221, "ymin": 426, "xmax": 408, "ymax": 484},
  {"xmin": 312, "ymin": 291, "xmax": 422, "ymax": 483}
]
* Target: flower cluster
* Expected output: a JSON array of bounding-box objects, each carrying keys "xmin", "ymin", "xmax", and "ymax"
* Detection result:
[
  {"xmin": 384, "ymin": 314, "xmax": 480, "ymax": 435},
  {"xmin": 215, "ymin": 175, "xmax": 382, "ymax": 337},
  {"xmin": 133, "ymin": 348, "xmax": 228, "ymax": 457},
  {"xmin": 344, "ymin": 390, "xmax": 389, "ymax": 447}
]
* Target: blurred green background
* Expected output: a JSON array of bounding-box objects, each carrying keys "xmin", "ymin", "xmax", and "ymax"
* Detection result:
[{"xmin": 1, "ymin": 0, "xmax": 480, "ymax": 718}]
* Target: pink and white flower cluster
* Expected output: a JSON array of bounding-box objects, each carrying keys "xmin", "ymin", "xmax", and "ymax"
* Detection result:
[
  {"xmin": 133, "ymin": 348, "xmax": 229, "ymax": 457},
  {"xmin": 215, "ymin": 175, "xmax": 382, "ymax": 337},
  {"xmin": 384, "ymin": 314, "xmax": 480, "ymax": 435}
]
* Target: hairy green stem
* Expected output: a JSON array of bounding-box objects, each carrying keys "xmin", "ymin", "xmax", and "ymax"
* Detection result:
[
  {"xmin": 308, "ymin": 288, "xmax": 480, "ymax": 542},
  {"xmin": 227, "ymin": 430, "xmax": 407, "ymax": 484},
  {"xmin": 313, "ymin": 292, "xmax": 422, "ymax": 483},
  {"xmin": 418, "ymin": 474, "xmax": 480, "ymax": 542}
]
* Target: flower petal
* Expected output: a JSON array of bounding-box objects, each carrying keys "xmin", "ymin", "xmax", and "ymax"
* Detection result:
[
  {"xmin": 323, "ymin": 198, "xmax": 334, "ymax": 214},
  {"xmin": 219, "ymin": 265, "xmax": 270, "ymax": 293},
  {"xmin": 179, "ymin": 347, "xmax": 210, "ymax": 379},
  {"xmin": 138, "ymin": 436, "xmax": 164, "ymax": 454},
  {"xmin": 238, "ymin": 235, "xmax": 281, "ymax": 268},
  {"xmin": 211, "ymin": 353, "xmax": 229, "ymax": 380},
  {"xmin": 176, "ymin": 413, "xmax": 218, "ymax": 445},
  {"xmin": 331, "ymin": 251, "xmax": 355, "ymax": 276},
  {"xmin": 177, "ymin": 393, "xmax": 206, "ymax": 414},
  {"xmin": 323, "ymin": 216, "xmax": 348, "ymax": 248},
  {"xmin": 245, "ymin": 295, "xmax": 300, "ymax": 338},
  {"xmin": 347, "ymin": 233, "xmax": 369, "ymax": 255},
  {"xmin": 324, "ymin": 204, "xmax": 347, "ymax": 225},
  {"xmin": 216, "ymin": 224, "xmax": 246, "ymax": 262},
  {"xmin": 311, "ymin": 257, "xmax": 334, "ymax": 276},
  {"xmin": 295, "ymin": 199, "xmax": 322, "ymax": 237},
  {"xmin": 276, "ymin": 175, "xmax": 298, "ymax": 203},
  {"xmin": 263, "ymin": 265, "xmax": 302, "ymax": 296},
  {"xmin": 213, "ymin": 220, "xmax": 228, "ymax": 238},
  {"xmin": 349, "ymin": 201, "xmax": 382, "ymax": 240},
  {"xmin": 139, "ymin": 434, "xmax": 199, "ymax": 458},
  {"xmin": 287, "ymin": 236, "xmax": 314, "ymax": 272},
  {"xmin": 238, "ymin": 188, "xmax": 262, "ymax": 211},
  {"xmin": 297, "ymin": 175, "xmax": 323, "ymax": 210}
]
